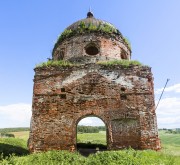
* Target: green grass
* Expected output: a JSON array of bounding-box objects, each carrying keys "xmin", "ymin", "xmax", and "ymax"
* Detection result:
[
  {"xmin": 35, "ymin": 60, "xmax": 144, "ymax": 69},
  {"xmin": 36, "ymin": 60, "xmax": 74, "ymax": 68},
  {"xmin": 159, "ymin": 130, "xmax": 180, "ymax": 156},
  {"xmin": 1, "ymin": 150, "xmax": 85, "ymax": 165},
  {"xmin": 2, "ymin": 130, "xmax": 180, "ymax": 156},
  {"xmin": 54, "ymin": 21, "xmax": 120, "ymax": 44},
  {"xmin": 10, "ymin": 131, "xmax": 29, "ymax": 141},
  {"xmin": 1, "ymin": 148, "xmax": 179, "ymax": 165},
  {"xmin": 1, "ymin": 130, "xmax": 180, "ymax": 164},
  {"xmin": 77, "ymin": 131, "xmax": 106, "ymax": 145},
  {"xmin": 0, "ymin": 138, "xmax": 29, "ymax": 158},
  {"xmin": 87, "ymin": 149, "xmax": 179, "ymax": 165},
  {"xmin": 97, "ymin": 60, "xmax": 143, "ymax": 67}
]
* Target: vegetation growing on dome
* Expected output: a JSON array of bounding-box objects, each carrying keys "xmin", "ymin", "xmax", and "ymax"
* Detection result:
[
  {"xmin": 97, "ymin": 60, "xmax": 143, "ymax": 67},
  {"xmin": 57, "ymin": 29, "xmax": 74, "ymax": 43},
  {"xmin": 35, "ymin": 60, "xmax": 74, "ymax": 68},
  {"xmin": 55, "ymin": 21, "xmax": 120, "ymax": 44},
  {"xmin": 123, "ymin": 37, "xmax": 131, "ymax": 50},
  {"xmin": 53, "ymin": 21, "xmax": 132, "ymax": 54}
]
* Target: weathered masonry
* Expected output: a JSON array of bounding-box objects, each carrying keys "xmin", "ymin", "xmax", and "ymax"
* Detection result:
[{"xmin": 28, "ymin": 12, "xmax": 161, "ymax": 152}]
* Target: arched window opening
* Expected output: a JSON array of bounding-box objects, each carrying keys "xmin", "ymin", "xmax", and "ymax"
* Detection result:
[
  {"xmin": 77, "ymin": 116, "xmax": 107, "ymax": 156},
  {"xmin": 85, "ymin": 44, "xmax": 99, "ymax": 55},
  {"xmin": 121, "ymin": 48, "xmax": 127, "ymax": 60},
  {"xmin": 58, "ymin": 48, "xmax": 65, "ymax": 60}
]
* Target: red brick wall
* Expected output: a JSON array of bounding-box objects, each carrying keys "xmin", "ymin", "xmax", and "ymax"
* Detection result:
[
  {"xmin": 28, "ymin": 64, "xmax": 160, "ymax": 152},
  {"xmin": 53, "ymin": 33, "xmax": 131, "ymax": 63}
]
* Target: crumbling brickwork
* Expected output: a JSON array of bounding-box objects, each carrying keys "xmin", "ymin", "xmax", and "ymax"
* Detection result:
[
  {"xmin": 29, "ymin": 12, "xmax": 160, "ymax": 152},
  {"xmin": 53, "ymin": 33, "xmax": 131, "ymax": 62},
  {"xmin": 29, "ymin": 64, "xmax": 160, "ymax": 152}
]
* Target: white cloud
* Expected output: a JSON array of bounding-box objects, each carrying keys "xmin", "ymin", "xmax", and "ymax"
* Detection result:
[
  {"xmin": 78, "ymin": 117, "xmax": 105, "ymax": 126},
  {"xmin": 156, "ymin": 97, "xmax": 180, "ymax": 128},
  {"xmin": 0, "ymin": 103, "xmax": 31, "ymax": 128},
  {"xmin": 0, "ymin": 95, "xmax": 179, "ymax": 129},
  {"xmin": 155, "ymin": 83, "xmax": 180, "ymax": 94}
]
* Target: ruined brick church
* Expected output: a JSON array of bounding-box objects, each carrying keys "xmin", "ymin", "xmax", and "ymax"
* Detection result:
[{"xmin": 28, "ymin": 11, "xmax": 161, "ymax": 152}]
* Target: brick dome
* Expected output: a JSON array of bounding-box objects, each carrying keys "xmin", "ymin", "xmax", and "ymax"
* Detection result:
[
  {"xmin": 52, "ymin": 12, "xmax": 131, "ymax": 63},
  {"xmin": 66, "ymin": 12, "xmax": 119, "ymax": 35}
]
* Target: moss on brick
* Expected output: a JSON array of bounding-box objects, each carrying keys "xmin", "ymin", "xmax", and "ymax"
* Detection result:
[
  {"xmin": 97, "ymin": 60, "xmax": 143, "ymax": 67},
  {"xmin": 35, "ymin": 60, "xmax": 75, "ymax": 68}
]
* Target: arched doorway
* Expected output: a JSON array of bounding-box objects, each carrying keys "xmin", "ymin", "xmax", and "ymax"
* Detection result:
[{"xmin": 76, "ymin": 116, "xmax": 107, "ymax": 156}]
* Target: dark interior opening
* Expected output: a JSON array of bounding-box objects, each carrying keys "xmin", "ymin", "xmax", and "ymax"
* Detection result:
[
  {"xmin": 58, "ymin": 48, "xmax": 65, "ymax": 60},
  {"xmin": 121, "ymin": 48, "xmax": 127, "ymax": 59},
  {"xmin": 121, "ymin": 94, "xmax": 127, "ymax": 100},
  {"xmin": 60, "ymin": 94, "xmax": 66, "ymax": 99},
  {"xmin": 61, "ymin": 88, "xmax": 65, "ymax": 92},
  {"xmin": 121, "ymin": 87, "xmax": 126, "ymax": 92},
  {"xmin": 85, "ymin": 46, "xmax": 99, "ymax": 55}
]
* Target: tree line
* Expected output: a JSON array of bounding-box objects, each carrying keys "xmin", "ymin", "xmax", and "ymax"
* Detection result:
[
  {"xmin": 77, "ymin": 126, "xmax": 106, "ymax": 133},
  {"xmin": 159, "ymin": 128, "xmax": 180, "ymax": 134},
  {"xmin": 0, "ymin": 127, "xmax": 30, "ymax": 133}
]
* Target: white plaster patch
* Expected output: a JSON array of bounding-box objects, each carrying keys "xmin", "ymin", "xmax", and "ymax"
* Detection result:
[
  {"xmin": 54, "ymin": 82, "xmax": 61, "ymax": 89},
  {"xmin": 100, "ymin": 71, "xmax": 148, "ymax": 89},
  {"xmin": 115, "ymin": 77, "xmax": 134, "ymax": 89},
  {"xmin": 62, "ymin": 70, "xmax": 87, "ymax": 85},
  {"xmin": 38, "ymin": 98, "xmax": 44, "ymax": 103},
  {"xmin": 100, "ymin": 71, "xmax": 134, "ymax": 89},
  {"xmin": 139, "ymin": 77, "xmax": 148, "ymax": 84},
  {"xmin": 101, "ymin": 71, "xmax": 119, "ymax": 80},
  {"xmin": 62, "ymin": 70, "xmax": 147, "ymax": 90}
]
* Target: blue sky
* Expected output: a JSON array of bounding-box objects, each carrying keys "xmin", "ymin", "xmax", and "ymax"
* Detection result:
[{"xmin": 0, "ymin": 1, "xmax": 180, "ymax": 128}]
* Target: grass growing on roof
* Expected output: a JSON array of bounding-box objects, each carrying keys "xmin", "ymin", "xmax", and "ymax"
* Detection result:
[
  {"xmin": 35, "ymin": 60, "xmax": 144, "ymax": 68},
  {"xmin": 97, "ymin": 60, "xmax": 143, "ymax": 67},
  {"xmin": 36, "ymin": 60, "xmax": 74, "ymax": 68}
]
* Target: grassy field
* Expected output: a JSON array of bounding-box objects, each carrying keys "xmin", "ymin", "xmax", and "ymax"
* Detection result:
[
  {"xmin": 77, "ymin": 131, "xmax": 106, "ymax": 145},
  {"xmin": 10, "ymin": 131, "xmax": 29, "ymax": 141},
  {"xmin": 1, "ymin": 130, "xmax": 180, "ymax": 164},
  {"xmin": 159, "ymin": 130, "xmax": 180, "ymax": 156},
  {"xmin": 5, "ymin": 130, "xmax": 180, "ymax": 156}
]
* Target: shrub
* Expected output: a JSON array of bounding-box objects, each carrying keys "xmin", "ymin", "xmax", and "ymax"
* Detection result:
[
  {"xmin": 0, "ymin": 150, "xmax": 85, "ymax": 165},
  {"xmin": 1, "ymin": 149, "xmax": 179, "ymax": 165},
  {"xmin": 86, "ymin": 149, "xmax": 178, "ymax": 165},
  {"xmin": 0, "ymin": 133, "xmax": 15, "ymax": 138}
]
